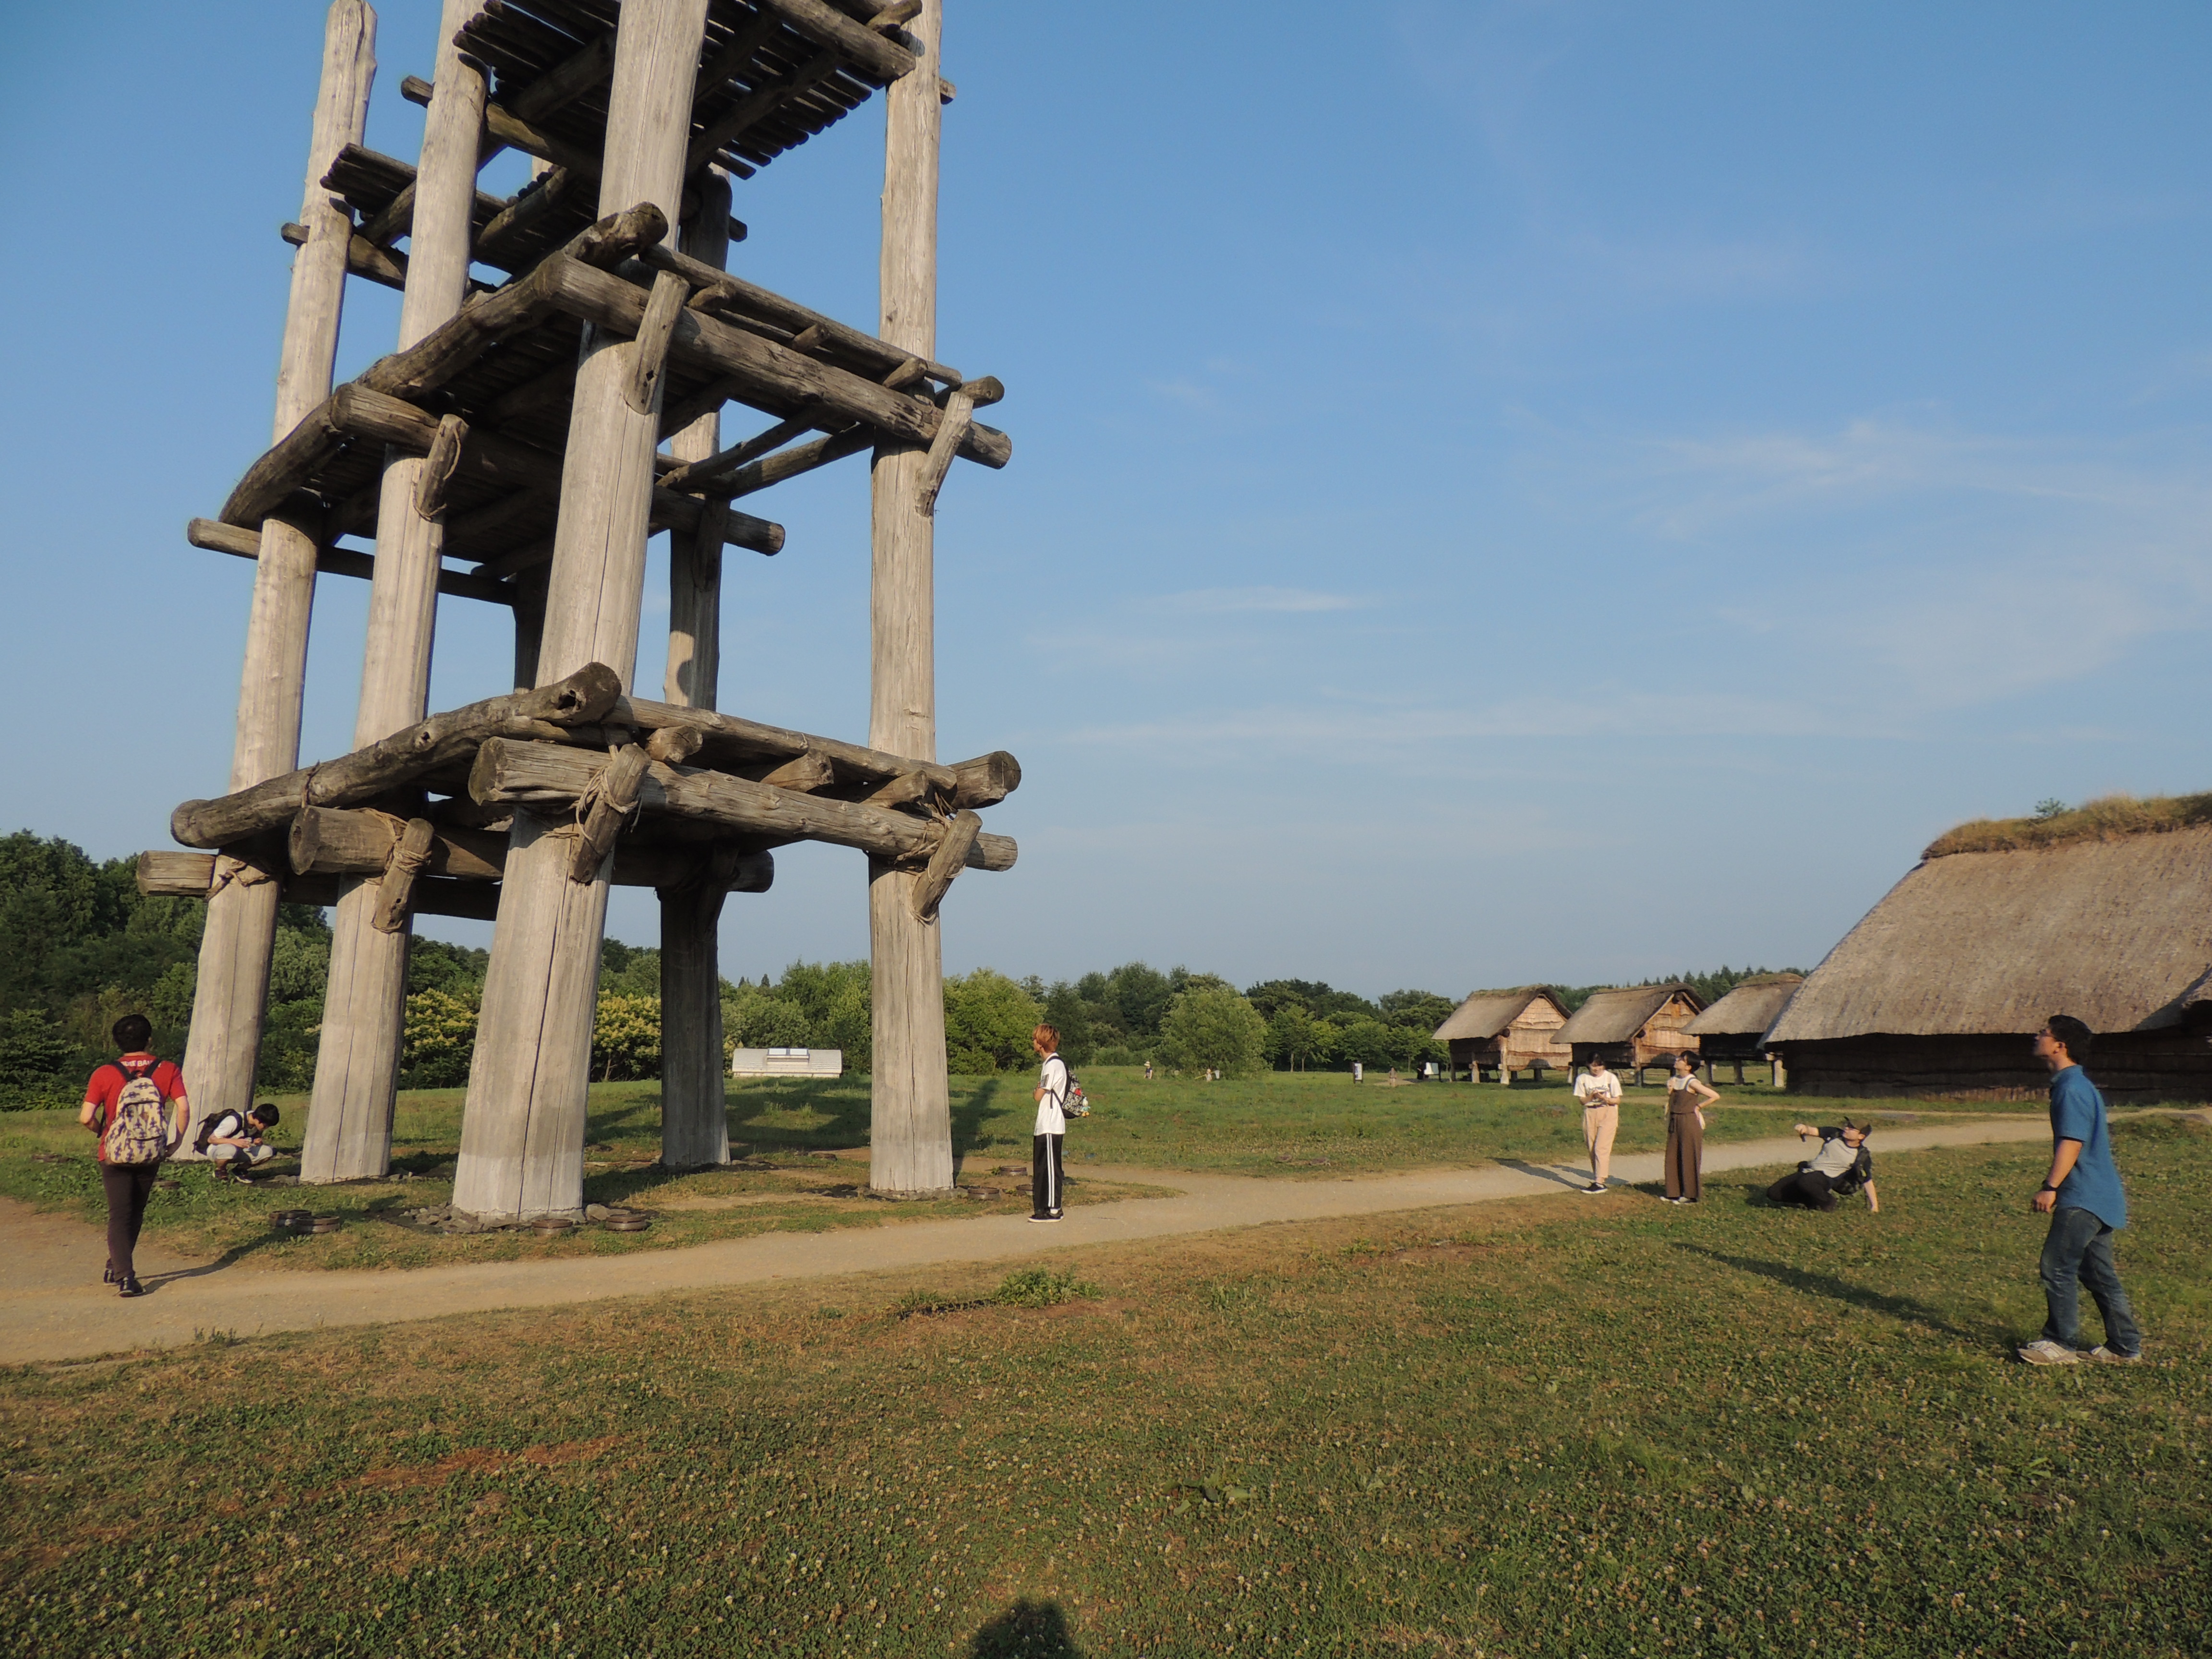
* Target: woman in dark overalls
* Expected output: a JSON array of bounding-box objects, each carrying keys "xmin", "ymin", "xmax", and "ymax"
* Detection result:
[{"xmin": 1663, "ymin": 1052, "xmax": 1719, "ymax": 1204}]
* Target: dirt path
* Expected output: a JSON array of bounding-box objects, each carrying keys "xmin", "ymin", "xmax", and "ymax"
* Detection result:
[{"xmin": 0, "ymin": 1117, "xmax": 2051, "ymax": 1364}]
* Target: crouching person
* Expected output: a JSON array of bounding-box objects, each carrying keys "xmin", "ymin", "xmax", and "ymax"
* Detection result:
[
  {"xmin": 198, "ymin": 1102, "xmax": 280, "ymax": 1178},
  {"xmin": 1768, "ymin": 1122, "xmax": 1879, "ymax": 1213}
]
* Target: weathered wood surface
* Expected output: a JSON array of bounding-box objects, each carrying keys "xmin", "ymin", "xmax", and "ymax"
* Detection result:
[
  {"xmin": 540, "ymin": 255, "xmax": 1010, "ymax": 468},
  {"xmin": 283, "ymin": 809, "xmax": 773, "ymax": 892},
  {"xmin": 185, "ymin": 0, "xmax": 379, "ymax": 1156},
  {"xmin": 659, "ymin": 876, "xmax": 730, "ymax": 1168},
  {"xmin": 171, "ymin": 663, "xmax": 622, "ymax": 847},
  {"xmin": 139, "ymin": 854, "xmax": 504, "ymax": 920},
  {"xmin": 756, "ymin": 0, "xmax": 916, "ymax": 83},
  {"xmin": 866, "ymin": 0, "xmax": 953, "ymax": 1199},
  {"xmin": 455, "ymin": 0, "xmax": 714, "ymax": 1226},
  {"xmin": 911, "ymin": 808, "xmax": 981, "ymax": 921},
  {"xmin": 468, "ymin": 739, "xmax": 1018, "ymax": 871},
  {"xmin": 369, "ymin": 817, "xmax": 438, "ymax": 933},
  {"xmin": 566, "ymin": 743, "xmax": 650, "ymax": 880},
  {"xmin": 610, "ymin": 694, "xmax": 976, "ymax": 789},
  {"xmin": 912, "ymin": 382, "xmax": 975, "ymax": 517},
  {"xmin": 188, "ymin": 518, "xmax": 516, "ymax": 605}
]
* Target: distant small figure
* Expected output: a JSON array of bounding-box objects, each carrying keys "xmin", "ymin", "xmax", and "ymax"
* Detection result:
[
  {"xmin": 1143, "ymin": 1059, "xmax": 1154, "ymax": 1081},
  {"xmin": 1662, "ymin": 1054, "xmax": 1719, "ymax": 1205},
  {"xmin": 2018, "ymin": 1016, "xmax": 2142, "ymax": 1367},
  {"xmin": 79, "ymin": 1013, "xmax": 189, "ymax": 1298},
  {"xmin": 1352, "ymin": 1062, "xmax": 1364, "ymax": 1083},
  {"xmin": 1571, "ymin": 1057, "xmax": 1622, "ymax": 1193},
  {"xmin": 1769, "ymin": 1122, "xmax": 1878, "ymax": 1212},
  {"xmin": 1029, "ymin": 1023, "xmax": 1069, "ymax": 1225},
  {"xmin": 200, "ymin": 1101, "xmax": 280, "ymax": 1178}
]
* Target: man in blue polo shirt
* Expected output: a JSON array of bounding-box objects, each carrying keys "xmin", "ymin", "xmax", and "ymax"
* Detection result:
[{"xmin": 2017, "ymin": 1015, "xmax": 2143, "ymax": 1366}]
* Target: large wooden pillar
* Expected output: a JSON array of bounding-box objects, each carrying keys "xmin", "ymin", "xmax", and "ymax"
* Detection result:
[
  {"xmin": 181, "ymin": 0, "xmax": 376, "ymax": 1151},
  {"xmin": 867, "ymin": 0, "xmax": 954, "ymax": 1197},
  {"xmin": 452, "ymin": 0, "xmax": 711, "ymax": 1220},
  {"xmin": 302, "ymin": 0, "xmax": 489, "ymax": 1184},
  {"xmin": 659, "ymin": 168, "xmax": 733, "ymax": 1170}
]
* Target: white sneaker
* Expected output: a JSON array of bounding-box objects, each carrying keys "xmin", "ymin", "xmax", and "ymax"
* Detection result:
[
  {"xmin": 2017, "ymin": 1339, "xmax": 2080, "ymax": 1366},
  {"xmin": 2089, "ymin": 1346, "xmax": 2144, "ymax": 1365}
]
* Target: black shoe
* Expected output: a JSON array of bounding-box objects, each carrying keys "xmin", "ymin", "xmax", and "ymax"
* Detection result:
[
  {"xmin": 118, "ymin": 1276, "xmax": 145, "ymax": 1298},
  {"xmin": 103, "ymin": 1262, "xmax": 117, "ymax": 1285}
]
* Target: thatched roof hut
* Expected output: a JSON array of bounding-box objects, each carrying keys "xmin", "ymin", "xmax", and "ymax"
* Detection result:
[
  {"xmin": 1432, "ymin": 987, "xmax": 1571, "ymax": 1079},
  {"xmin": 1683, "ymin": 973, "xmax": 1802, "ymax": 1082},
  {"xmin": 1767, "ymin": 799, "xmax": 2212, "ymax": 1100},
  {"xmin": 1554, "ymin": 983, "xmax": 1704, "ymax": 1076}
]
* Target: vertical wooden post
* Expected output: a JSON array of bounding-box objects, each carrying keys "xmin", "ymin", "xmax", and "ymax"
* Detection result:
[
  {"xmin": 659, "ymin": 168, "xmax": 733, "ymax": 1170},
  {"xmin": 181, "ymin": 0, "xmax": 376, "ymax": 1153},
  {"xmin": 452, "ymin": 0, "xmax": 711, "ymax": 1221},
  {"xmin": 302, "ymin": 0, "xmax": 489, "ymax": 1185},
  {"xmin": 867, "ymin": 0, "xmax": 954, "ymax": 1198}
]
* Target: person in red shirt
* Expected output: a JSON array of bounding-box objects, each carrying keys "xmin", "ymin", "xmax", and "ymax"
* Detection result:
[{"xmin": 78, "ymin": 1013, "xmax": 189, "ymax": 1296}]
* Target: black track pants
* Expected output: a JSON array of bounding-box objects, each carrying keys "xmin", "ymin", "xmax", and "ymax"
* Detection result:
[
  {"xmin": 1031, "ymin": 1134, "xmax": 1064, "ymax": 1218},
  {"xmin": 102, "ymin": 1162, "xmax": 158, "ymax": 1280}
]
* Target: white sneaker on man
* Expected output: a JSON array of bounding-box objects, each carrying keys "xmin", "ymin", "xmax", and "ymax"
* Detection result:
[{"xmin": 2016, "ymin": 1339, "xmax": 2080, "ymax": 1366}]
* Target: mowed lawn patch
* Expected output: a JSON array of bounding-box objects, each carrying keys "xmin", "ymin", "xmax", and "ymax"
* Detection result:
[
  {"xmin": 0, "ymin": 1069, "xmax": 2044, "ymax": 1274},
  {"xmin": 3, "ymin": 1119, "xmax": 2205, "ymax": 1657}
]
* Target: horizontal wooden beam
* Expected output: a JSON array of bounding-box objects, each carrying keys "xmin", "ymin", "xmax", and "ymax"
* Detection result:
[
  {"xmin": 187, "ymin": 517, "xmax": 515, "ymax": 606},
  {"xmin": 753, "ymin": 0, "xmax": 916, "ymax": 84},
  {"xmin": 281, "ymin": 220, "xmax": 411, "ymax": 291},
  {"xmin": 540, "ymin": 254, "xmax": 1010, "ymax": 468},
  {"xmin": 469, "ymin": 740, "xmax": 1017, "ymax": 872},
  {"xmin": 169, "ymin": 663, "xmax": 624, "ymax": 850},
  {"xmin": 611, "ymin": 694, "xmax": 961, "ymax": 789},
  {"xmin": 283, "ymin": 807, "xmax": 774, "ymax": 893},
  {"xmin": 136, "ymin": 853, "xmax": 502, "ymax": 921}
]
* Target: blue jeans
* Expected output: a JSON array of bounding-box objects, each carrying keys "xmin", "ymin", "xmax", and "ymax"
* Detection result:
[{"xmin": 2039, "ymin": 1206, "xmax": 2142, "ymax": 1355}]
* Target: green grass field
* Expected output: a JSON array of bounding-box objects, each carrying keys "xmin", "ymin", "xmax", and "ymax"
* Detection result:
[
  {"xmin": 3, "ymin": 1116, "xmax": 2204, "ymax": 1657},
  {"xmin": 0, "ymin": 1068, "xmax": 2051, "ymax": 1274}
]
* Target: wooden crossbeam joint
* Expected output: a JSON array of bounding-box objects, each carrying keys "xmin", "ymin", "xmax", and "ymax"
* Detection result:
[
  {"xmin": 568, "ymin": 744, "xmax": 650, "ymax": 882},
  {"xmin": 914, "ymin": 385, "xmax": 977, "ymax": 517},
  {"xmin": 913, "ymin": 811, "xmax": 985, "ymax": 923},
  {"xmin": 371, "ymin": 817, "xmax": 437, "ymax": 933},
  {"xmin": 414, "ymin": 414, "xmax": 469, "ymax": 520},
  {"xmin": 625, "ymin": 271, "xmax": 690, "ymax": 413},
  {"xmin": 868, "ymin": 2, "xmax": 923, "ymax": 30}
]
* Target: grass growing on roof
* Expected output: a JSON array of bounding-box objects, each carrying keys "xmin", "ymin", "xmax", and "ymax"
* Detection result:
[{"xmin": 2, "ymin": 1118, "xmax": 2205, "ymax": 1656}]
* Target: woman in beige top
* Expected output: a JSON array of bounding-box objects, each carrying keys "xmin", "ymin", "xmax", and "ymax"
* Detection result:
[{"xmin": 1663, "ymin": 1053, "xmax": 1720, "ymax": 1204}]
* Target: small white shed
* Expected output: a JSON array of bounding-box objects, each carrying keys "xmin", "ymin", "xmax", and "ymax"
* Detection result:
[{"xmin": 731, "ymin": 1046, "xmax": 845, "ymax": 1079}]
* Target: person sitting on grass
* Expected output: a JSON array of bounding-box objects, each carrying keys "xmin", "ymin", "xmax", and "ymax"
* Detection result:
[
  {"xmin": 198, "ymin": 1101, "xmax": 280, "ymax": 1179},
  {"xmin": 1767, "ymin": 1121, "xmax": 1879, "ymax": 1213}
]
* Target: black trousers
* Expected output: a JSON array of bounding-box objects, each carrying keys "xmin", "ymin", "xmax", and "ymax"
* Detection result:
[
  {"xmin": 1031, "ymin": 1133, "xmax": 1064, "ymax": 1218},
  {"xmin": 102, "ymin": 1162, "xmax": 159, "ymax": 1279},
  {"xmin": 1767, "ymin": 1169, "xmax": 1840, "ymax": 1211}
]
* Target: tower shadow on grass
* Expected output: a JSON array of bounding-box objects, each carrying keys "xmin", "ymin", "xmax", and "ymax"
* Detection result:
[
  {"xmin": 973, "ymin": 1599, "xmax": 1083, "ymax": 1657},
  {"xmin": 1670, "ymin": 1240, "xmax": 1978, "ymax": 1340}
]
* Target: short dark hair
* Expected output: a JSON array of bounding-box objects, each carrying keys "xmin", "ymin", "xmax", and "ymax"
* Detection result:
[
  {"xmin": 2046, "ymin": 1015, "xmax": 2094, "ymax": 1059},
  {"xmin": 112, "ymin": 1013, "xmax": 153, "ymax": 1051},
  {"xmin": 1676, "ymin": 1053, "xmax": 1700, "ymax": 1072},
  {"xmin": 251, "ymin": 1103, "xmax": 281, "ymax": 1126}
]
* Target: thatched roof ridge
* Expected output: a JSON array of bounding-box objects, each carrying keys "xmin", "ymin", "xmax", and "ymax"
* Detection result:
[
  {"xmin": 1685, "ymin": 974, "xmax": 1804, "ymax": 1038},
  {"xmin": 1433, "ymin": 986, "xmax": 1564, "ymax": 1042},
  {"xmin": 1925, "ymin": 792, "xmax": 2212, "ymax": 859},
  {"xmin": 1768, "ymin": 822, "xmax": 2212, "ymax": 1042},
  {"xmin": 1555, "ymin": 983, "xmax": 1702, "ymax": 1045}
]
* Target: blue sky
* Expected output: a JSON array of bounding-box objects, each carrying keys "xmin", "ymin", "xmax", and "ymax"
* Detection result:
[{"xmin": 3, "ymin": 1, "xmax": 2208, "ymax": 998}]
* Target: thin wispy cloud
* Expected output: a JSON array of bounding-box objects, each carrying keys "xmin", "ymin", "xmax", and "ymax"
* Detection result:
[{"xmin": 1161, "ymin": 586, "xmax": 1378, "ymax": 614}]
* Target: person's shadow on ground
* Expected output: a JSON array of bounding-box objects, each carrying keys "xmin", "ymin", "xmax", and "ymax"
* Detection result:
[
  {"xmin": 972, "ymin": 1599, "xmax": 1083, "ymax": 1657},
  {"xmin": 1670, "ymin": 1238, "xmax": 1978, "ymax": 1340}
]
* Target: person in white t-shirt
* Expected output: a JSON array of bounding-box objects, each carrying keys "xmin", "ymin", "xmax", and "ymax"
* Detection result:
[
  {"xmin": 1030, "ymin": 1024, "xmax": 1069, "ymax": 1223},
  {"xmin": 1571, "ymin": 1057, "xmax": 1623, "ymax": 1194}
]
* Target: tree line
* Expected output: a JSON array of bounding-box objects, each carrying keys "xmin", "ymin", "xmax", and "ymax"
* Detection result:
[{"xmin": 0, "ymin": 829, "xmax": 1792, "ymax": 1103}]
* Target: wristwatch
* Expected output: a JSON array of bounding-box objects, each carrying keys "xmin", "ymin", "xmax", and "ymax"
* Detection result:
[{"xmin": 2038, "ymin": 1183, "xmax": 2059, "ymax": 1193}]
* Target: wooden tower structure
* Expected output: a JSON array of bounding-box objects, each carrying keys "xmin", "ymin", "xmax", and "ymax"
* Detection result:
[{"xmin": 141, "ymin": 0, "xmax": 1019, "ymax": 1216}]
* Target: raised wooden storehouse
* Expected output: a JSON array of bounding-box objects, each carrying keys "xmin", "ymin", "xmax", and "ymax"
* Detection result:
[
  {"xmin": 1554, "ymin": 983, "xmax": 1704, "ymax": 1081},
  {"xmin": 1432, "ymin": 987, "xmax": 1572, "ymax": 1082},
  {"xmin": 1683, "ymin": 974, "xmax": 1802, "ymax": 1083},
  {"xmin": 1765, "ymin": 802, "xmax": 2212, "ymax": 1101}
]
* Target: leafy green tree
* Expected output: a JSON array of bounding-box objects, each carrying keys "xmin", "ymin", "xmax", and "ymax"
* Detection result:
[
  {"xmin": 592, "ymin": 992, "xmax": 661, "ymax": 1082},
  {"xmin": 723, "ymin": 982, "xmax": 812, "ymax": 1050},
  {"xmin": 1264, "ymin": 1004, "xmax": 1322, "ymax": 1071},
  {"xmin": 1041, "ymin": 980, "xmax": 1094, "ymax": 1064},
  {"xmin": 1158, "ymin": 985, "xmax": 1267, "ymax": 1078},
  {"xmin": 408, "ymin": 938, "xmax": 489, "ymax": 997},
  {"xmin": 1379, "ymin": 989, "xmax": 1455, "ymax": 1034},
  {"xmin": 402, "ymin": 989, "xmax": 480, "ymax": 1088},
  {"xmin": 1334, "ymin": 1017, "xmax": 1397, "ymax": 1068},
  {"xmin": 0, "ymin": 1007, "xmax": 72, "ymax": 1084},
  {"xmin": 943, "ymin": 969, "xmax": 1043, "ymax": 1074},
  {"xmin": 1101, "ymin": 962, "xmax": 1174, "ymax": 1038}
]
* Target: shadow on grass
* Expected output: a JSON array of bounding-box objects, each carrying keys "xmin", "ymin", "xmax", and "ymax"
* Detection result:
[
  {"xmin": 973, "ymin": 1599, "xmax": 1082, "ymax": 1658},
  {"xmin": 1671, "ymin": 1238, "xmax": 1977, "ymax": 1339}
]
